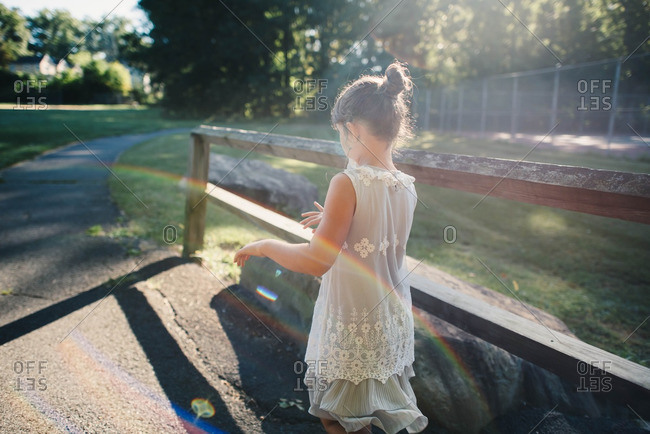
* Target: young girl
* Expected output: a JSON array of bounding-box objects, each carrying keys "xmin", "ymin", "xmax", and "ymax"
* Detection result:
[{"xmin": 234, "ymin": 61, "xmax": 428, "ymax": 434}]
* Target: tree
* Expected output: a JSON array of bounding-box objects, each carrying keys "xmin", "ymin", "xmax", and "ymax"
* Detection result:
[
  {"xmin": 27, "ymin": 9, "xmax": 84, "ymax": 61},
  {"xmin": 83, "ymin": 16, "xmax": 140, "ymax": 63},
  {"xmin": 369, "ymin": 0, "xmax": 648, "ymax": 86},
  {"xmin": 137, "ymin": 0, "xmax": 372, "ymax": 116},
  {"xmin": 608, "ymin": 0, "xmax": 650, "ymax": 93},
  {"xmin": 0, "ymin": 4, "xmax": 30, "ymax": 67},
  {"xmin": 104, "ymin": 61, "xmax": 132, "ymax": 95},
  {"xmin": 117, "ymin": 28, "xmax": 150, "ymax": 70}
]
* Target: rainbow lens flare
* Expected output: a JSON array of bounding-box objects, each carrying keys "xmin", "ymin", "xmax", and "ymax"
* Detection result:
[
  {"xmin": 256, "ymin": 286, "xmax": 278, "ymax": 302},
  {"xmin": 191, "ymin": 398, "xmax": 215, "ymax": 418}
]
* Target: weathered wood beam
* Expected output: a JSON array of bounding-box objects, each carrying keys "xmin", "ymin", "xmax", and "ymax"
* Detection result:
[
  {"xmin": 408, "ymin": 264, "xmax": 650, "ymax": 416},
  {"xmin": 193, "ymin": 125, "xmax": 650, "ymax": 224},
  {"xmin": 194, "ymin": 125, "xmax": 346, "ymax": 168},
  {"xmin": 397, "ymin": 151, "xmax": 650, "ymax": 223}
]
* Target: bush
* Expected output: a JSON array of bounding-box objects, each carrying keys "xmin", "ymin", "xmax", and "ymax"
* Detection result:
[
  {"xmin": 0, "ymin": 69, "xmax": 21, "ymax": 102},
  {"xmin": 2, "ymin": 56, "xmax": 136, "ymax": 104}
]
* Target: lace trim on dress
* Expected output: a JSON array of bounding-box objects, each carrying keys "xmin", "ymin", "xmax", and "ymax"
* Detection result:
[
  {"xmin": 311, "ymin": 302, "xmax": 415, "ymax": 385},
  {"xmin": 353, "ymin": 237, "xmax": 375, "ymax": 258},
  {"xmin": 349, "ymin": 235, "xmax": 400, "ymax": 258},
  {"xmin": 345, "ymin": 161, "xmax": 415, "ymax": 190}
]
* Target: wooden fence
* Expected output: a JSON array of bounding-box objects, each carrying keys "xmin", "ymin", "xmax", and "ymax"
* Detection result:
[{"xmin": 183, "ymin": 125, "xmax": 650, "ymax": 417}]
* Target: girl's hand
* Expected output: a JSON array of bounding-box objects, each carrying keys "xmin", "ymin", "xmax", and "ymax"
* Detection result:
[
  {"xmin": 234, "ymin": 240, "xmax": 266, "ymax": 267},
  {"xmin": 299, "ymin": 201, "xmax": 324, "ymax": 233}
]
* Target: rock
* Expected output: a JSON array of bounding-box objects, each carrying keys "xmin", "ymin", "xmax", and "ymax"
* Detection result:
[
  {"xmin": 481, "ymin": 407, "xmax": 648, "ymax": 434},
  {"xmin": 409, "ymin": 319, "xmax": 523, "ymax": 433},
  {"xmin": 239, "ymin": 257, "xmax": 319, "ymax": 353},
  {"xmin": 208, "ymin": 153, "xmax": 319, "ymax": 216},
  {"xmin": 239, "ymin": 257, "xmax": 637, "ymax": 433},
  {"xmin": 409, "ymin": 308, "xmax": 633, "ymax": 433}
]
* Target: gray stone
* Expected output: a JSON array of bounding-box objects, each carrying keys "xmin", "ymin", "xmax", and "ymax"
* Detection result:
[
  {"xmin": 208, "ymin": 153, "xmax": 319, "ymax": 216},
  {"xmin": 409, "ymin": 308, "xmax": 627, "ymax": 433}
]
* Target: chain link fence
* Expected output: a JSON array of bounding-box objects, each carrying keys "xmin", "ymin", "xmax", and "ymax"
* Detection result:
[{"xmin": 416, "ymin": 53, "xmax": 650, "ymax": 144}]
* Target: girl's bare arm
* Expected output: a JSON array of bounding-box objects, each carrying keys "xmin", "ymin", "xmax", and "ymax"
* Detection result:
[
  {"xmin": 234, "ymin": 173, "xmax": 355, "ymax": 276},
  {"xmin": 299, "ymin": 201, "xmax": 324, "ymax": 232}
]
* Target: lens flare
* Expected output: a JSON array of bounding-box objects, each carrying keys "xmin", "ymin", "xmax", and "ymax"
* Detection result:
[
  {"xmin": 191, "ymin": 398, "xmax": 215, "ymax": 418},
  {"xmin": 104, "ymin": 164, "xmax": 492, "ymax": 421},
  {"xmin": 256, "ymin": 286, "xmax": 278, "ymax": 302}
]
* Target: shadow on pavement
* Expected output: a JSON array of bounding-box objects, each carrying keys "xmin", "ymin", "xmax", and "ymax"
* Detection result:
[
  {"xmin": 0, "ymin": 256, "xmax": 187, "ymax": 345},
  {"xmin": 114, "ymin": 285, "xmax": 239, "ymax": 434},
  {"xmin": 211, "ymin": 284, "xmax": 324, "ymax": 433}
]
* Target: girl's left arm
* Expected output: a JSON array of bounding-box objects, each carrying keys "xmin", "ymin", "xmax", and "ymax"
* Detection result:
[{"xmin": 234, "ymin": 173, "xmax": 355, "ymax": 277}]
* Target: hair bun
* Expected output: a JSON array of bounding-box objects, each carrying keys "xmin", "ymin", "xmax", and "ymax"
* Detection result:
[{"xmin": 379, "ymin": 61, "xmax": 412, "ymax": 99}]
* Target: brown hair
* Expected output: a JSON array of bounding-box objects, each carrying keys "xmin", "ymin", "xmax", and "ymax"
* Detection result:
[{"xmin": 331, "ymin": 60, "xmax": 414, "ymax": 147}]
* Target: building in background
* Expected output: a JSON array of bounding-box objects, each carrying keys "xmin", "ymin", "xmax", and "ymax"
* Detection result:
[{"xmin": 10, "ymin": 55, "xmax": 58, "ymax": 76}]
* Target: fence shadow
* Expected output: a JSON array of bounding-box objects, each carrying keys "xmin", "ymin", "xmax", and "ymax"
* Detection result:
[
  {"xmin": 114, "ymin": 285, "xmax": 239, "ymax": 434},
  {"xmin": 0, "ymin": 256, "xmax": 187, "ymax": 345}
]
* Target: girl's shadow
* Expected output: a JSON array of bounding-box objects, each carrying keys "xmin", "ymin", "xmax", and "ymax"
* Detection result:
[{"xmin": 114, "ymin": 285, "xmax": 239, "ymax": 433}]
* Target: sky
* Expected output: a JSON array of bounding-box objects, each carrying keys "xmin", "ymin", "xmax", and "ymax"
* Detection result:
[{"xmin": 3, "ymin": 0, "xmax": 149, "ymax": 28}]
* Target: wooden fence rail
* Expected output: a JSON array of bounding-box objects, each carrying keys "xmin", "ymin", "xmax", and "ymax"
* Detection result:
[{"xmin": 183, "ymin": 125, "xmax": 650, "ymax": 416}]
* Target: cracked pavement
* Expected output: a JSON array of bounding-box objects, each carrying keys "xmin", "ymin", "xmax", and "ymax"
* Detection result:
[{"xmin": 0, "ymin": 130, "xmax": 324, "ymax": 433}]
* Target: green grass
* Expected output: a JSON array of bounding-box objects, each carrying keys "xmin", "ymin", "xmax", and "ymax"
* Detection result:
[
  {"xmin": 106, "ymin": 118, "xmax": 340, "ymax": 279},
  {"xmin": 5, "ymin": 106, "xmax": 647, "ymax": 365},
  {"xmin": 411, "ymin": 131, "xmax": 650, "ymax": 174},
  {"xmin": 108, "ymin": 132, "xmax": 270, "ymax": 281},
  {"xmin": 109, "ymin": 124, "xmax": 649, "ymax": 368},
  {"xmin": 0, "ymin": 106, "xmax": 202, "ymax": 169}
]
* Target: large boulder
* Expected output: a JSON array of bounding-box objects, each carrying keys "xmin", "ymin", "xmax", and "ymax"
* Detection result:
[
  {"xmin": 409, "ymin": 308, "xmax": 631, "ymax": 433},
  {"xmin": 239, "ymin": 257, "xmax": 638, "ymax": 433},
  {"xmin": 208, "ymin": 153, "xmax": 319, "ymax": 216}
]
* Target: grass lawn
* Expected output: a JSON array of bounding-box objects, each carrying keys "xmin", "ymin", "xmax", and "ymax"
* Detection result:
[
  {"xmin": 3, "ymin": 106, "xmax": 647, "ymax": 366},
  {"xmin": 108, "ymin": 122, "xmax": 650, "ymax": 368},
  {"xmin": 0, "ymin": 105, "xmax": 203, "ymax": 169}
]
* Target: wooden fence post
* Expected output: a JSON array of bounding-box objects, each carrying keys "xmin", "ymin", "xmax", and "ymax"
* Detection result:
[
  {"xmin": 456, "ymin": 85, "xmax": 464, "ymax": 134},
  {"xmin": 183, "ymin": 133, "xmax": 210, "ymax": 257},
  {"xmin": 606, "ymin": 57, "xmax": 622, "ymax": 151},
  {"xmin": 550, "ymin": 66, "xmax": 560, "ymax": 144},
  {"xmin": 423, "ymin": 89, "xmax": 431, "ymax": 131},
  {"xmin": 480, "ymin": 79, "xmax": 488, "ymax": 137},
  {"xmin": 510, "ymin": 75, "xmax": 519, "ymax": 139}
]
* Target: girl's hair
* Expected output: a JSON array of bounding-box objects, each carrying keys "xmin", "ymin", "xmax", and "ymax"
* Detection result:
[{"xmin": 331, "ymin": 60, "xmax": 414, "ymax": 147}]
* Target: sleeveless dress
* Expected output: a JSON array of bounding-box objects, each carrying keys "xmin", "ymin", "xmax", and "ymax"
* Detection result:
[{"xmin": 304, "ymin": 160, "xmax": 428, "ymax": 433}]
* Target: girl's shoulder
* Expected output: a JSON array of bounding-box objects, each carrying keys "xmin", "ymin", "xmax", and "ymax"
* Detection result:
[{"xmin": 343, "ymin": 164, "xmax": 415, "ymax": 190}]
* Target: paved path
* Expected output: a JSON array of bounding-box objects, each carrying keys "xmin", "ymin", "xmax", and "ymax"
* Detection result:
[{"xmin": 0, "ymin": 130, "xmax": 324, "ymax": 433}]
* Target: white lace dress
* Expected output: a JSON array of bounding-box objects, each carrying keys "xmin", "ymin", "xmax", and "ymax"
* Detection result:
[{"xmin": 304, "ymin": 161, "xmax": 428, "ymax": 433}]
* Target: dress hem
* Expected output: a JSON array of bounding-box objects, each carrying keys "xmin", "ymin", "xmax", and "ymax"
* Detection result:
[
  {"xmin": 320, "ymin": 356, "xmax": 416, "ymax": 386},
  {"xmin": 306, "ymin": 363, "xmax": 428, "ymax": 433}
]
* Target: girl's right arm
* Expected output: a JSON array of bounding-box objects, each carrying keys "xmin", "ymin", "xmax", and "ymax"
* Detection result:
[{"xmin": 234, "ymin": 173, "xmax": 355, "ymax": 276}]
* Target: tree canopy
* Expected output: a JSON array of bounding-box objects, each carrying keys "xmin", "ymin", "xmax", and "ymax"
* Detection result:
[
  {"xmin": 373, "ymin": 0, "xmax": 649, "ymax": 85},
  {"xmin": 0, "ymin": 4, "xmax": 30, "ymax": 67},
  {"xmin": 0, "ymin": 0, "xmax": 646, "ymax": 113},
  {"xmin": 27, "ymin": 9, "xmax": 84, "ymax": 61},
  {"xmin": 135, "ymin": 0, "xmax": 647, "ymax": 116}
]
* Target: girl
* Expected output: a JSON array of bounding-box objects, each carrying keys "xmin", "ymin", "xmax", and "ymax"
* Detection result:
[{"xmin": 234, "ymin": 61, "xmax": 428, "ymax": 434}]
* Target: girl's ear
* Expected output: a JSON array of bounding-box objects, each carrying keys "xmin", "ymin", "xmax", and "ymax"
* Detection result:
[
  {"xmin": 345, "ymin": 121, "xmax": 358, "ymax": 138},
  {"xmin": 339, "ymin": 122, "xmax": 349, "ymax": 140}
]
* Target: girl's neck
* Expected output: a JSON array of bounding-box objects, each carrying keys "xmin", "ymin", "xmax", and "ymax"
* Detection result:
[
  {"xmin": 349, "ymin": 138, "xmax": 396, "ymax": 170},
  {"xmin": 352, "ymin": 154, "xmax": 396, "ymax": 171},
  {"xmin": 342, "ymin": 121, "xmax": 396, "ymax": 170}
]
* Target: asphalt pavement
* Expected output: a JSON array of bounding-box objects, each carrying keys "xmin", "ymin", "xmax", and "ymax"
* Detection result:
[{"xmin": 0, "ymin": 129, "xmax": 325, "ymax": 433}]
